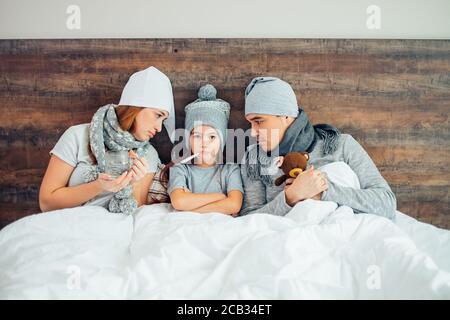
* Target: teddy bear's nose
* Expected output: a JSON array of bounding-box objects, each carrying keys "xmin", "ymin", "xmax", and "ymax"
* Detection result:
[{"xmin": 289, "ymin": 168, "xmax": 303, "ymax": 178}]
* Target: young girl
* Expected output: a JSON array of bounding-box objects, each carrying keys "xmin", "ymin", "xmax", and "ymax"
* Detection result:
[
  {"xmin": 168, "ymin": 84, "xmax": 243, "ymax": 216},
  {"xmin": 39, "ymin": 66, "xmax": 175, "ymax": 215}
]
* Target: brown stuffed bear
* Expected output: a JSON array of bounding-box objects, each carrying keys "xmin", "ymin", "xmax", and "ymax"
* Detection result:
[{"xmin": 274, "ymin": 152, "xmax": 309, "ymax": 186}]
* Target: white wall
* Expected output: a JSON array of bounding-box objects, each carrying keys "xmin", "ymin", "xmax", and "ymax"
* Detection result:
[{"xmin": 0, "ymin": 0, "xmax": 449, "ymax": 39}]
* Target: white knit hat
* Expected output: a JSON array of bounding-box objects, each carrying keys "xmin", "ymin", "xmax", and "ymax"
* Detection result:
[{"xmin": 118, "ymin": 66, "xmax": 175, "ymax": 143}]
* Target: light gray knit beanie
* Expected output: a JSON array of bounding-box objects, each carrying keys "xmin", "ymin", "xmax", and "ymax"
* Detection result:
[
  {"xmin": 245, "ymin": 77, "xmax": 299, "ymax": 118},
  {"xmin": 185, "ymin": 84, "xmax": 230, "ymax": 151}
]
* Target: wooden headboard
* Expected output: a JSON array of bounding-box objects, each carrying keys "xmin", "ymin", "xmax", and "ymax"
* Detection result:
[{"xmin": 0, "ymin": 39, "xmax": 449, "ymax": 229}]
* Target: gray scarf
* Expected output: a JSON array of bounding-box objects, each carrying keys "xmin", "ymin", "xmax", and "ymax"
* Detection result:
[
  {"xmin": 245, "ymin": 108, "xmax": 340, "ymax": 184},
  {"xmin": 84, "ymin": 104, "xmax": 152, "ymax": 215}
]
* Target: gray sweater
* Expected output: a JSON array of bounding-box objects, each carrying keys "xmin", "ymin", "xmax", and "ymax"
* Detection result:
[{"xmin": 239, "ymin": 134, "xmax": 397, "ymax": 220}]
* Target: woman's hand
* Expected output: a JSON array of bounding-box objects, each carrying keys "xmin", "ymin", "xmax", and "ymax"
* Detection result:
[
  {"xmin": 129, "ymin": 150, "xmax": 150, "ymax": 185},
  {"xmin": 97, "ymin": 171, "xmax": 134, "ymax": 193},
  {"xmin": 284, "ymin": 166, "xmax": 328, "ymax": 206}
]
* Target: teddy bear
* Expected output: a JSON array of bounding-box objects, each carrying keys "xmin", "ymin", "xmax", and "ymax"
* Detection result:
[{"xmin": 274, "ymin": 152, "xmax": 309, "ymax": 186}]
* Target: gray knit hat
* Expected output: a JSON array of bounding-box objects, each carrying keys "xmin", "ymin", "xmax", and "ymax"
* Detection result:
[
  {"xmin": 185, "ymin": 84, "xmax": 230, "ymax": 151},
  {"xmin": 245, "ymin": 77, "xmax": 299, "ymax": 118}
]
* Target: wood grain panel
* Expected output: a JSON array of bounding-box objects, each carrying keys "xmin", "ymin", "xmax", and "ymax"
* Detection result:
[{"xmin": 0, "ymin": 39, "xmax": 449, "ymax": 229}]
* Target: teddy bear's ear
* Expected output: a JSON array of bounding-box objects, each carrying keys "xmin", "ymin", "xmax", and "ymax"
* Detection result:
[{"xmin": 301, "ymin": 152, "xmax": 309, "ymax": 160}]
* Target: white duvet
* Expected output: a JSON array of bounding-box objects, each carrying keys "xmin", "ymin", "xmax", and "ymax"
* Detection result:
[
  {"xmin": 1, "ymin": 203, "xmax": 449, "ymax": 299},
  {"xmin": 1, "ymin": 162, "xmax": 449, "ymax": 299}
]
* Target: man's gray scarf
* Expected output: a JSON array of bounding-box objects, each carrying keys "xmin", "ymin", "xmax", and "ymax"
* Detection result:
[
  {"xmin": 84, "ymin": 104, "xmax": 152, "ymax": 215},
  {"xmin": 245, "ymin": 108, "xmax": 340, "ymax": 184}
]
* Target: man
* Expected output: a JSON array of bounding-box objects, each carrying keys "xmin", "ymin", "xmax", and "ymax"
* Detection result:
[{"xmin": 239, "ymin": 77, "xmax": 396, "ymax": 220}]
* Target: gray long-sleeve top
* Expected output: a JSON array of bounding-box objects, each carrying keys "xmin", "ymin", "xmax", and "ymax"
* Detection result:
[{"xmin": 239, "ymin": 134, "xmax": 397, "ymax": 220}]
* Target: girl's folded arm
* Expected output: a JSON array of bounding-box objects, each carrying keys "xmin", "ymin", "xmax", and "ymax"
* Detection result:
[
  {"xmin": 169, "ymin": 188, "xmax": 227, "ymax": 211},
  {"xmin": 193, "ymin": 190, "xmax": 243, "ymax": 215}
]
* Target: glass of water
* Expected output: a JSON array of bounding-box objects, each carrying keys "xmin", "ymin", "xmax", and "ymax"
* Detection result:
[{"xmin": 104, "ymin": 150, "xmax": 131, "ymax": 179}]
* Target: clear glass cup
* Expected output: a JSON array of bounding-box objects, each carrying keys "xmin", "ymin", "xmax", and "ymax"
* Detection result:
[{"xmin": 104, "ymin": 150, "xmax": 131, "ymax": 179}]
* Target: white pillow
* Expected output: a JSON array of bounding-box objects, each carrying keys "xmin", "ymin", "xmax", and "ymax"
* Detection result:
[
  {"xmin": 318, "ymin": 161, "xmax": 361, "ymax": 189},
  {"xmin": 285, "ymin": 162, "xmax": 360, "ymax": 225}
]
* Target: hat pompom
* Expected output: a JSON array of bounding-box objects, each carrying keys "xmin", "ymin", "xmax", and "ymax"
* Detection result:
[{"xmin": 198, "ymin": 84, "xmax": 217, "ymax": 101}]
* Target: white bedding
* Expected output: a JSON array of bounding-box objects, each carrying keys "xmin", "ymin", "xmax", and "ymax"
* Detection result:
[{"xmin": 0, "ymin": 201, "xmax": 449, "ymax": 299}]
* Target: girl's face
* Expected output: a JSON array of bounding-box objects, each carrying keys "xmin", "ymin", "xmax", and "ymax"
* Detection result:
[
  {"xmin": 131, "ymin": 108, "xmax": 168, "ymax": 141},
  {"xmin": 190, "ymin": 125, "xmax": 221, "ymax": 166}
]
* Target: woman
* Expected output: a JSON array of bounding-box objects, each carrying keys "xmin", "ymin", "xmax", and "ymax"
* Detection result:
[{"xmin": 39, "ymin": 66, "xmax": 175, "ymax": 215}]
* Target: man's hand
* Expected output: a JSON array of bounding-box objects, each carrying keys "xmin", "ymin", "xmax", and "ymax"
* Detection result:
[
  {"xmin": 284, "ymin": 166, "xmax": 328, "ymax": 206},
  {"xmin": 311, "ymin": 192, "xmax": 323, "ymax": 200}
]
